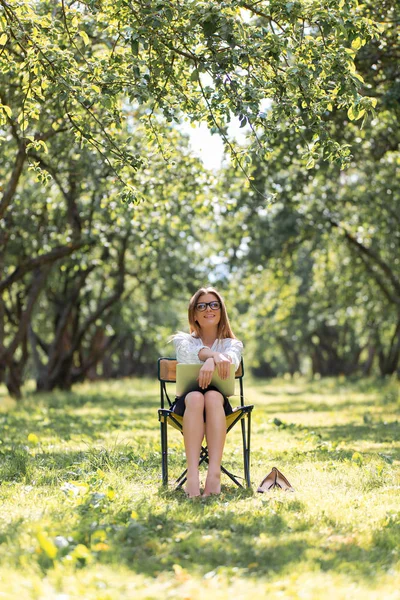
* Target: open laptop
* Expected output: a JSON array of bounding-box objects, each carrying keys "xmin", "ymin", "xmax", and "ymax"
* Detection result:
[{"xmin": 176, "ymin": 363, "xmax": 236, "ymax": 397}]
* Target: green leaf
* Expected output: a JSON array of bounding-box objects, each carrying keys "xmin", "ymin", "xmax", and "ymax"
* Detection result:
[
  {"xmin": 0, "ymin": 104, "xmax": 12, "ymax": 118},
  {"xmin": 351, "ymin": 38, "xmax": 364, "ymax": 50},
  {"xmin": 352, "ymin": 71, "xmax": 365, "ymax": 83},
  {"xmin": 106, "ymin": 486, "xmax": 115, "ymax": 500},
  {"xmin": 347, "ymin": 105, "xmax": 357, "ymax": 121},
  {"xmin": 306, "ymin": 158, "xmax": 315, "ymax": 170},
  {"xmin": 78, "ymin": 30, "xmax": 90, "ymax": 45},
  {"xmin": 131, "ymin": 39, "xmax": 139, "ymax": 55},
  {"xmin": 201, "ymin": 16, "xmax": 219, "ymax": 36},
  {"xmin": 351, "ymin": 452, "xmax": 363, "ymax": 466},
  {"xmin": 37, "ymin": 532, "xmax": 57, "ymax": 559},
  {"xmin": 348, "ymin": 104, "xmax": 365, "ymax": 121}
]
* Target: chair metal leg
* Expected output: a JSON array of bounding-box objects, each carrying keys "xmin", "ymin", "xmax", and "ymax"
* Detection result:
[
  {"xmin": 176, "ymin": 467, "xmax": 188, "ymax": 488},
  {"xmin": 160, "ymin": 420, "xmax": 168, "ymax": 485},
  {"xmin": 241, "ymin": 413, "xmax": 252, "ymax": 487},
  {"xmin": 220, "ymin": 463, "xmax": 244, "ymax": 488},
  {"xmin": 245, "ymin": 412, "xmax": 251, "ymax": 487}
]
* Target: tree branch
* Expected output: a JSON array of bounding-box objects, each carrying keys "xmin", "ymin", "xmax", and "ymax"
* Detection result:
[
  {"xmin": 329, "ymin": 218, "xmax": 400, "ymax": 301},
  {"xmin": 0, "ymin": 240, "xmax": 94, "ymax": 293}
]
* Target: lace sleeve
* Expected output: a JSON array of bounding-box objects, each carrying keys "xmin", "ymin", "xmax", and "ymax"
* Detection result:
[{"xmin": 172, "ymin": 332, "xmax": 205, "ymax": 364}]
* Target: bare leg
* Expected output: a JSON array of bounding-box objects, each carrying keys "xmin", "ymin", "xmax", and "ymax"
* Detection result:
[
  {"xmin": 203, "ymin": 390, "xmax": 226, "ymax": 496},
  {"xmin": 183, "ymin": 391, "xmax": 205, "ymax": 497}
]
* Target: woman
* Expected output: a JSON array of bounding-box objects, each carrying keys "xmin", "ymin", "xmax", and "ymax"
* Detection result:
[{"xmin": 172, "ymin": 287, "xmax": 243, "ymax": 498}]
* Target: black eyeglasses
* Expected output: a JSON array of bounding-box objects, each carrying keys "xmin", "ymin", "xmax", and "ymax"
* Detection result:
[{"xmin": 195, "ymin": 301, "xmax": 221, "ymax": 312}]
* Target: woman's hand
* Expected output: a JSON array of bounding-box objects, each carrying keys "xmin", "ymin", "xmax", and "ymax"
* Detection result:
[
  {"xmin": 197, "ymin": 358, "xmax": 215, "ymax": 389},
  {"xmin": 213, "ymin": 352, "xmax": 231, "ymax": 380}
]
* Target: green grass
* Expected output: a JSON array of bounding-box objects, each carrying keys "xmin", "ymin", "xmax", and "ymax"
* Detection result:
[{"xmin": 0, "ymin": 376, "xmax": 399, "ymax": 599}]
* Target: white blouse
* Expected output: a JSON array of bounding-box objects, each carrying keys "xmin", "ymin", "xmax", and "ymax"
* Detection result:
[{"xmin": 172, "ymin": 332, "xmax": 243, "ymax": 370}]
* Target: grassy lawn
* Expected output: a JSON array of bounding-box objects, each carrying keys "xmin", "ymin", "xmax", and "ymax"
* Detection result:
[{"xmin": 0, "ymin": 375, "xmax": 399, "ymax": 599}]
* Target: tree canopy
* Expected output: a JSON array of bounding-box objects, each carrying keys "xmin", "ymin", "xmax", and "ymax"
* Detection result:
[{"xmin": 0, "ymin": 0, "xmax": 382, "ymax": 201}]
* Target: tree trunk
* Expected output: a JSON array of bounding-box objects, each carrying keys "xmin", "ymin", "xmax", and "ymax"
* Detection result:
[
  {"xmin": 378, "ymin": 326, "xmax": 400, "ymax": 376},
  {"xmin": 279, "ymin": 338, "xmax": 300, "ymax": 376},
  {"xmin": 5, "ymin": 360, "xmax": 23, "ymax": 399},
  {"xmin": 1, "ymin": 268, "xmax": 50, "ymax": 398},
  {"xmin": 362, "ymin": 344, "xmax": 376, "ymax": 376}
]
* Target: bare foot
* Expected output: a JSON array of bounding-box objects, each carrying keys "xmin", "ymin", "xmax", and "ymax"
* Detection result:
[
  {"xmin": 202, "ymin": 472, "xmax": 221, "ymax": 497},
  {"xmin": 184, "ymin": 474, "xmax": 201, "ymax": 498}
]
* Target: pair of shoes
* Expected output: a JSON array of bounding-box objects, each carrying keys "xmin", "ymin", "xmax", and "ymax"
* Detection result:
[{"xmin": 257, "ymin": 467, "xmax": 294, "ymax": 493}]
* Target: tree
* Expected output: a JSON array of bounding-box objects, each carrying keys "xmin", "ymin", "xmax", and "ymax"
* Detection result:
[
  {"xmin": 1, "ymin": 0, "xmax": 223, "ymax": 396},
  {"xmin": 0, "ymin": 0, "xmax": 382, "ymax": 199},
  {"xmin": 1, "ymin": 104, "xmax": 214, "ymax": 396},
  {"xmin": 211, "ymin": 0, "xmax": 399, "ymax": 376}
]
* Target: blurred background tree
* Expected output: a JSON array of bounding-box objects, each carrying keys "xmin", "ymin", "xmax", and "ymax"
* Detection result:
[
  {"xmin": 1, "ymin": 111, "xmax": 212, "ymax": 396},
  {"xmin": 213, "ymin": 0, "xmax": 399, "ymax": 378}
]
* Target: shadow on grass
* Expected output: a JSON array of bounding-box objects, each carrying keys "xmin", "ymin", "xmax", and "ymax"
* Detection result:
[
  {"xmin": 84, "ymin": 493, "xmax": 312, "ymax": 577},
  {"xmin": 0, "ymin": 389, "xmax": 158, "ymax": 449},
  {"xmin": 24, "ymin": 389, "xmax": 159, "ymax": 411},
  {"xmin": 60, "ymin": 488, "xmax": 398, "ymax": 582},
  {"xmin": 1, "ymin": 480, "xmax": 397, "ymax": 582},
  {"xmin": 318, "ymin": 518, "xmax": 400, "ymax": 575},
  {"xmin": 259, "ymin": 398, "xmax": 380, "ymax": 413},
  {"xmin": 0, "ymin": 517, "xmax": 25, "ymax": 545},
  {"xmin": 313, "ymin": 420, "xmax": 400, "ymax": 448},
  {"xmin": 1, "ymin": 379, "xmax": 399, "ymax": 584},
  {"xmin": 0, "ymin": 445, "xmax": 163, "ymax": 486}
]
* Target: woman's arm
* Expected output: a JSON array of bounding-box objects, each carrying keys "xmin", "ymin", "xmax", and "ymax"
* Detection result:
[
  {"xmin": 198, "ymin": 347, "xmax": 215, "ymax": 362},
  {"xmin": 198, "ymin": 348, "xmax": 231, "ymax": 379},
  {"xmin": 221, "ymin": 339, "xmax": 243, "ymax": 371},
  {"xmin": 173, "ymin": 333, "xmax": 205, "ymax": 363}
]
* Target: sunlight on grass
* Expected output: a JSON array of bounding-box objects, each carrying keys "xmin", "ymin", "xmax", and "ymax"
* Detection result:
[{"xmin": 0, "ymin": 376, "xmax": 399, "ymax": 599}]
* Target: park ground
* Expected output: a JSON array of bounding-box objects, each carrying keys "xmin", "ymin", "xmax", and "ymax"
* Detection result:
[{"xmin": 0, "ymin": 375, "xmax": 399, "ymax": 599}]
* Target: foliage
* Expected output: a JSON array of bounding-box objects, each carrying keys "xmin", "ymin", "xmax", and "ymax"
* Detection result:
[
  {"xmin": 211, "ymin": 0, "xmax": 400, "ymax": 377},
  {"xmin": 0, "ymin": 0, "xmax": 382, "ymax": 189},
  {"xmin": 0, "ymin": 12, "xmax": 215, "ymax": 395},
  {"xmin": 0, "ymin": 375, "xmax": 399, "ymax": 598},
  {"xmin": 0, "ymin": 113, "xmax": 212, "ymax": 394},
  {"xmin": 0, "ymin": 0, "xmax": 398, "ymax": 392}
]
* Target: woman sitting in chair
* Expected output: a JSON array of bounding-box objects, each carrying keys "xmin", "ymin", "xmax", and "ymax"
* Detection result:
[{"xmin": 172, "ymin": 287, "xmax": 243, "ymax": 498}]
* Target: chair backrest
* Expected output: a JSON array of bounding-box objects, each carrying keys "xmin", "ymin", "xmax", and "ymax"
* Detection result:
[{"xmin": 158, "ymin": 357, "xmax": 245, "ymax": 408}]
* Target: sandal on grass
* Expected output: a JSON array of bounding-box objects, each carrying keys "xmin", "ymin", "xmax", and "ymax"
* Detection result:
[
  {"xmin": 257, "ymin": 467, "xmax": 294, "ymax": 493},
  {"xmin": 257, "ymin": 467, "xmax": 277, "ymax": 492},
  {"xmin": 275, "ymin": 467, "xmax": 295, "ymax": 492}
]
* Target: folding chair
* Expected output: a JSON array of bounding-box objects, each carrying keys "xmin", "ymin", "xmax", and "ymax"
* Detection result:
[{"xmin": 158, "ymin": 357, "xmax": 254, "ymax": 489}]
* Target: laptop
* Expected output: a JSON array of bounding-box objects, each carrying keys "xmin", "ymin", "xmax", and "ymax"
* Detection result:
[{"xmin": 176, "ymin": 363, "xmax": 236, "ymax": 397}]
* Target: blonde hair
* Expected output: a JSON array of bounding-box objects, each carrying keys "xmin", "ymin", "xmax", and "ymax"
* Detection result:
[{"xmin": 188, "ymin": 287, "xmax": 236, "ymax": 339}]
